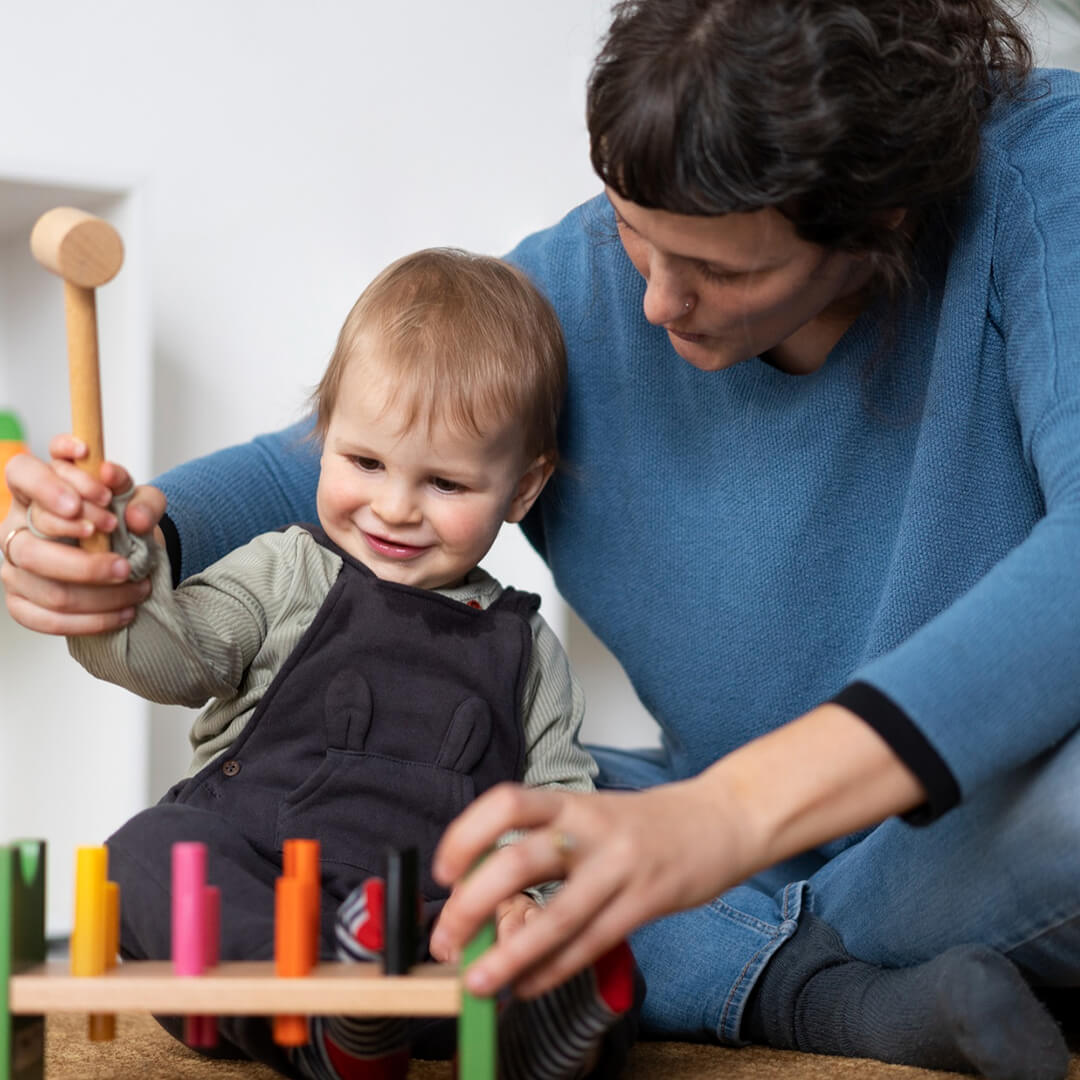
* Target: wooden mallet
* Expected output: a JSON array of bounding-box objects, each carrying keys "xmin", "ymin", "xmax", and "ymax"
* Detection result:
[{"xmin": 29, "ymin": 207, "xmax": 124, "ymax": 553}]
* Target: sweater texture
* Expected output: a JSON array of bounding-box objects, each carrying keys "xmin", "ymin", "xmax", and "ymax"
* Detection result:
[{"xmin": 157, "ymin": 70, "xmax": 1080, "ymax": 820}]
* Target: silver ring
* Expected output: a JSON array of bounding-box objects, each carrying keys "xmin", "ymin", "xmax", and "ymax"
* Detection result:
[
  {"xmin": 1, "ymin": 525, "xmax": 30, "ymax": 569},
  {"xmin": 551, "ymin": 830, "xmax": 578, "ymax": 859},
  {"xmin": 25, "ymin": 504, "xmax": 51, "ymax": 541}
]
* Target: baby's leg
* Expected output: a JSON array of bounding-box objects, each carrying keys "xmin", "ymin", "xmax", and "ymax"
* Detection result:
[
  {"xmin": 294, "ymin": 878, "xmax": 642, "ymax": 1080},
  {"xmin": 291, "ymin": 878, "xmax": 416, "ymax": 1080},
  {"xmin": 497, "ymin": 940, "xmax": 642, "ymax": 1080},
  {"xmin": 107, "ymin": 803, "xmax": 302, "ymax": 1076}
]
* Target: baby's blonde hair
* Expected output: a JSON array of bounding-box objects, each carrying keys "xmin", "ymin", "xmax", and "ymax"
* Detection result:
[{"xmin": 313, "ymin": 249, "xmax": 566, "ymax": 465}]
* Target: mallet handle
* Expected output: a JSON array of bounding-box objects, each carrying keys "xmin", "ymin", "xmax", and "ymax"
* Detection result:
[{"xmin": 63, "ymin": 282, "xmax": 109, "ymax": 554}]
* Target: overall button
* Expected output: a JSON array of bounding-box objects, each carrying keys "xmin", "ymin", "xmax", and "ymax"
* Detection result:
[{"xmin": 222, "ymin": 760, "xmax": 241, "ymax": 777}]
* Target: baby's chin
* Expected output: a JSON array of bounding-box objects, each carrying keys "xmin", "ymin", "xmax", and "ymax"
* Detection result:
[{"xmin": 350, "ymin": 546, "xmax": 465, "ymax": 591}]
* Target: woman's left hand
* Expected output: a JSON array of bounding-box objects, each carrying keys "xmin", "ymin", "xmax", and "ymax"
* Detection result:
[{"xmin": 430, "ymin": 777, "xmax": 750, "ymax": 998}]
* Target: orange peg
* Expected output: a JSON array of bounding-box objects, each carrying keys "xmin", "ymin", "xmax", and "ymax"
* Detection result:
[
  {"xmin": 283, "ymin": 839, "xmax": 320, "ymax": 968},
  {"xmin": 273, "ymin": 876, "xmax": 311, "ymax": 1047}
]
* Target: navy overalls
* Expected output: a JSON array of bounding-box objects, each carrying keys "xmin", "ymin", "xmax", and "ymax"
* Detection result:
[{"xmin": 107, "ymin": 528, "xmax": 539, "ymax": 1070}]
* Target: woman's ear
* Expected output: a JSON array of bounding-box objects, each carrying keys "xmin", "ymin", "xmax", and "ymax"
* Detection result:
[{"xmin": 505, "ymin": 455, "xmax": 555, "ymax": 523}]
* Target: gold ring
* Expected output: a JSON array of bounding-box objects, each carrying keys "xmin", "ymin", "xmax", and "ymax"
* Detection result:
[
  {"xmin": 552, "ymin": 830, "xmax": 578, "ymax": 859},
  {"xmin": 2, "ymin": 524, "xmax": 31, "ymax": 569}
]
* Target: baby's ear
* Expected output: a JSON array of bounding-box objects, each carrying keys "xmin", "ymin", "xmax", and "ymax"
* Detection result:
[{"xmin": 505, "ymin": 455, "xmax": 554, "ymax": 523}]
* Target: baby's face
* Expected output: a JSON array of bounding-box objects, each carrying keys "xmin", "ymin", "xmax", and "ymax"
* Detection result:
[{"xmin": 317, "ymin": 361, "xmax": 544, "ymax": 590}]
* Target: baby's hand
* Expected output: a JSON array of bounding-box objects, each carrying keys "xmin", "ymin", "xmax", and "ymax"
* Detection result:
[
  {"xmin": 430, "ymin": 887, "xmax": 541, "ymax": 963},
  {"xmin": 495, "ymin": 891, "xmax": 542, "ymax": 943},
  {"xmin": 31, "ymin": 439, "xmax": 155, "ymax": 581},
  {"xmin": 30, "ymin": 438, "xmax": 134, "ymax": 544}
]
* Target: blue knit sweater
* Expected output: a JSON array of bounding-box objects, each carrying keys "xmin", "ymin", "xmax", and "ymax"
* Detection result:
[{"xmin": 158, "ymin": 70, "xmax": 1080, "ymax": 819}]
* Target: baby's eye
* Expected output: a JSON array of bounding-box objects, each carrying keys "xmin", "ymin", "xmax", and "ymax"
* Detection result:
[
  {"xmin": 431, "ymin": 476, "xmax": 463, "ymax": 494},
  {"xmin": 350, "ymin": 456, "xmax": 382, "ymax": 472}
]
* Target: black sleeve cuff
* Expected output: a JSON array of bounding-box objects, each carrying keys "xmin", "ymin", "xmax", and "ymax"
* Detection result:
[
  {"xmin": 159, "ymin": 512, "xmax": 182, "ymax": 589},
  {"xmin": 830, "ymin": 681, "xmax": 960, "ymax": 825}
]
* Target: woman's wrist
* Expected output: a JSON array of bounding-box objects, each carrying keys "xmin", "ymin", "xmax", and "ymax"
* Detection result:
[{"xmin": 696, "ymin": 703, "xmax": 928, "ymax": 876}]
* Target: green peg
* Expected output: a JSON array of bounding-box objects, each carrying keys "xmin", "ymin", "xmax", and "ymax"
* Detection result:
[
  {"xmin": 457, "ymin": 918, "xmax": 497, "ymax": 1080},
  {"xmin": 0, "ymin": 841, "xmax": 46, "ymax": 1080}
]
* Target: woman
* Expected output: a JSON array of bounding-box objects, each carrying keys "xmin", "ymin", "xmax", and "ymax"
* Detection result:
[{"xmin": 5, "ymin": 1, "xmax": 1080, "ymax": 1074}]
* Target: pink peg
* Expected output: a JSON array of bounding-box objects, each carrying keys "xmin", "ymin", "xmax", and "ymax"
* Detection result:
[
  {"xmin": 171, "ymin": 842, "xmax": 207, "ymax": 976},
  {"xmin": 191, "ymin": 886, "xmax": 221, "ymax": 1048}
]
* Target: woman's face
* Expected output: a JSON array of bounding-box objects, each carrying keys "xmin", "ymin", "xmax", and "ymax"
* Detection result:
[{"xmin": 607, "ymin": 188, "xmax": 871, "ymax": 374}]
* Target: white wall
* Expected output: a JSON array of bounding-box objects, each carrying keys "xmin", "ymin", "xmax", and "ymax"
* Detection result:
[
  {"xmin": 0, "ymin": 0, "xmax": 663, "ymax": 926},
  {"xmin": 1027, "ymin": 0, "xmax": 1080, "ymax": 69}
]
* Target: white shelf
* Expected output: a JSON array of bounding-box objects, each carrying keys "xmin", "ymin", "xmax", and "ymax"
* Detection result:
[{"xmin": 0, "ymin": 174, "xmax": 152, "ymax": 937}]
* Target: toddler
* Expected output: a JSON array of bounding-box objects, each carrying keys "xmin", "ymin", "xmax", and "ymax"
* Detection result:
[{"xmin": 64, "ymin": 249, "xmax": 639, "ymax": 1079}]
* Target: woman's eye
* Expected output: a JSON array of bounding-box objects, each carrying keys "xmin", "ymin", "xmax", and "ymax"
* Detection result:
[
  {"xmin": 700, "ymin": 264, "xmax": 733, "ymax": 284},
  {"xmin": 432, "ymin": 476, "xmax": 462, "ymax": 494},
  {"xmin": 351, "ymin": 456, "xmax": 381, "ymax": 471}
]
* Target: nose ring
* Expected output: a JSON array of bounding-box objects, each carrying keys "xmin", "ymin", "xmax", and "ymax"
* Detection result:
[{"xmin": 683, "ymin": 297, "xmax": 695, "ymax": 312}]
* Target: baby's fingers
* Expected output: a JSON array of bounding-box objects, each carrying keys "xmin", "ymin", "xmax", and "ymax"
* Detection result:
[
  {"xmin": 47, "ymin": 433, "xmax": 89, "ymax": 465},
  {"xmin": 47, "ymin": 461, "xmax": 120, "ymax": 531},
  {"xmin": 97, "ymin": 460, "xmax": 135, "ymax": 496},
  {"xmin": 26, "ymin": 505, "xmax": 99, "ymax": 543}
]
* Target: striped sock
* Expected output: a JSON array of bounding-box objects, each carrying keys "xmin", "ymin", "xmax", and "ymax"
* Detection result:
[
  {"xmin": 497, "ymin": 941, "xmax": 637, "ymax": 1080},
  {"xmin": 291, "ymin": 878, "xmax": 410, "ymax": 1080}
]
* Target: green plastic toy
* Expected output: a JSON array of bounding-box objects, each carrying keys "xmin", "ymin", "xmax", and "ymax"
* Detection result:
[{"xmin": 0, "ymin": 841, "xmax": 46, "ymax": 1080}]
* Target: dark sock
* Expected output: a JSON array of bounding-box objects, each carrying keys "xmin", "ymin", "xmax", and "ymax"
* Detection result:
[
  {"xmin": 498, "ymin": 940, "xmax": 640, "ymax": 1080},
  {"xmin": 742, "ymin": 913, "xmax": 1068, "ymax": 1079},
  {"xmin": 1036, "ymin": 987, "xmax": 1080, "ymax": 1049}
]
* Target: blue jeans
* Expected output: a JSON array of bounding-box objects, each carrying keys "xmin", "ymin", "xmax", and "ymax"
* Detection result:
[{"xmin": 590, "ymin": 731, "xmax": 1080, "ymax": 1043}]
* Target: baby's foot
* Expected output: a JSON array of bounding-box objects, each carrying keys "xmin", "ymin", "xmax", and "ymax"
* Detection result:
[
  {"xmin": 292, "ymin": 878, "xmax": 410, "ymax": 1080},
  {"xmin": 498, "ymin": 940, "xmax": 640, "ymax": 1079}
]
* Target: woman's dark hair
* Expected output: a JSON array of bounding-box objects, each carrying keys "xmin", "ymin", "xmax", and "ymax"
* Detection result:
[{"xmin": 588, "ymin": 0, "xmax": 1033, "ymax": 298}]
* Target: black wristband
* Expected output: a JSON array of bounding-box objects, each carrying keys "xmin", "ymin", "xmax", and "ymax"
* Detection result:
[
  {"xmin": 159, "ymin": 512, "xmax": 182, "ymax": 589},
  {"xmin": 831, "ymin": 681, "xmax": 960, "ymax": 824}
]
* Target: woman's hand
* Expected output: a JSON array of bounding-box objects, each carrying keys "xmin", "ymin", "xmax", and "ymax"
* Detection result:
[
  {"xmin": 430, "ymin": 776, "xmax": 751, "ymax": 999},
  {"xmin": 1, "ymin": 435, "xmax": 165, "ymax": 635},
  {"xmin": 431, "ymin": 705, "xmax": 927, "ymax": 1000}
]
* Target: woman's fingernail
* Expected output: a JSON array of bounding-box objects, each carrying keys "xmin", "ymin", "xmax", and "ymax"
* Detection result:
[
  {"xmin": 465, "ymin": 967, "xmax": 492, "ymax": 995},
  {"xmin": 111, "ymin": 560, "xmax": 129, "ymax": 580},
  {"xmin": 430, "ymin": 931, "xmax": 446, "ymax": 954},
  {"xmin": 72, "ymin": 439, "xmax": 87, "ymax": 455},
  {"xmin": 80, "ymin": 520, "xmax": 94, "ymax": 536},
  {"xmin": 119, "ymin": 608, "xmax": 136, "ymax": 623},
  {"xmin": 139, "ymin": 580, "xmax": 152, "ymax": 597},
  {"xmin": 57, "ymin": 494, "xmax": 79, "ymax": 515}
]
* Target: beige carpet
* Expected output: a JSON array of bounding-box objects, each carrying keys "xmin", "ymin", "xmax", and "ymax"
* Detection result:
[{"xmin": 43, "ymin": 1012, "xmax": 1080, "ymax": 1078}]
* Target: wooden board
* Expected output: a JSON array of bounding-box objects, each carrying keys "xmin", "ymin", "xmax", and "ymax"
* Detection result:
[{"xmin": 10, "ymin": 961, "xmax": 461, "ymax": 1017}]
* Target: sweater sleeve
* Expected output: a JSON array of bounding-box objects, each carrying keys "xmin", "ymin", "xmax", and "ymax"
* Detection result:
[
  {"xmin": 518, "ymin": 612, "xmax": 597, "ymax": 795},
  {"xmin": 499, "ymin": 609, "xmax": 597, "ymax": 905},
  {"xmin": 155, "ymin": 418, "xmax": 321, "ymax": 583},
  {"xmin": 850, "ymin": 99, "xmax": 1080, "ymax": 805},
  {"xmin": 67, "ymin": 530, "xmax": 306, "ymax": 708}
]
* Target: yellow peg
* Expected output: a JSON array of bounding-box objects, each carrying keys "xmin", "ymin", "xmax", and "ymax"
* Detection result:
[
  {"xmin": 104, "ymin": 880, "xmax": 119, "ymax": 968},
  {"xmin": 72, "ymin": 846, "xmax": 116, "ymax": 1040},
  {"xmin": 72, "ymin": 847, "xmax": 107, "ymax": 977}
]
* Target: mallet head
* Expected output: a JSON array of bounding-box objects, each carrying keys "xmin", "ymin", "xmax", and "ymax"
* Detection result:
[{"xmin": 30, "ymin": 207, "xmax": 124, "ymax": 288}]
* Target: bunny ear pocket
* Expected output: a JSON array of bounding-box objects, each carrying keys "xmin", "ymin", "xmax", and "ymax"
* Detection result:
[
  {"xmin": 435, "ymin": 697, "xmax": 493, "ymax": 773},
  {"xmin": 276, "ymin": 677, "xmax": 482, "ymax": 900},
  {"xmin": 324, "ymin": 671, "xmax": 373, "ymax": 752}
]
